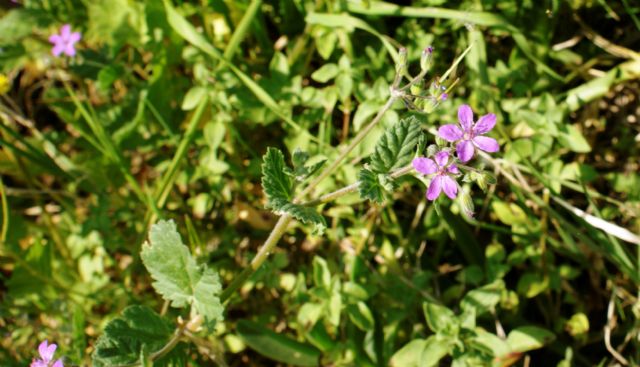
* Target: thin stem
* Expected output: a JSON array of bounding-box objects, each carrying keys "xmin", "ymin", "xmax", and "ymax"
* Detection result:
[
  {"xmin": 294, "ymin": 96, "xmax": 397, "ymax": 202},
  {"xmin": 303, "ymin": 164, "xmax": 415, "ymax": 206},
  {"xmin": 220, "ymin": 214, "xmax": 292, "ymax": 302}
]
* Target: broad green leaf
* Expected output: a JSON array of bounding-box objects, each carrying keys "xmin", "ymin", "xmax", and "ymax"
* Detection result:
[
  {"xmin": 492, "ymin": 201, "xmax": 527, "ymax": 226},
  {"xmin": 506, "ymin": 326, "xmax": 555, "ymax": 353},
  {"xmin": 141, "ymin": 220, "xmax": 223, "ymax": 325},
  {"xmin": 423, "ymin": 302, "xmax": 458, "ymax": 335},
  {"xmin": 419, "ymin": 335, "xmax": 453, "ymax": 367},
  {"xmin": 347, "ymin": 301, "xmax": 374, "ymax": 331},
  {"xmin": 460, "ymin": 280, "xmax": 504, "ymax": 316},
  {"xmin": 471, "ymin": 330, "xmax": 510, "ymax": 358},
  {"xmin": 261, "ymin": 147, "xmax": 293, "ymax": 207},
  {"xmin": 181, "ymin": 86, "xmax": 207, "ymax": 110},
  {"xmin": 369, "ymin": 116, "xmax": 422, "ymax": 174},
  {"xmin": 311, "ymin": 64, "xmax": 339, "ymax": 83},
  {"xmin": 236, "ymin": 320, "xmax": 321, "ymax": 366},
  {"xmin": 92, "ymin": 306, "xmax": 183, "ymax": 367},
  {"xmin": 358, "ymin": 169, "xmax": 386, "ymax": 203},
  {"xmin": 390, "ymin": 339, "xmax": 427, "ymax": 367},
  {"xmin": 557, "ymin": 125, "xmax": 591, "ymax": 153}
]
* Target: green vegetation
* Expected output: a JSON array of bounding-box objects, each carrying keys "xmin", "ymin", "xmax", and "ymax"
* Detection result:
[{"xmin": 1, "ymin": 0, "xmax": 639, "ymax": 366}]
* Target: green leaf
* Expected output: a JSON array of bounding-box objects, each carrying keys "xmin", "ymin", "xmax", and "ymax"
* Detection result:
[
  {"xmin": 347, "ymin": 302, "xmax": 375, "ymax": 331},
  {"xmin": 311, "ymin": 64, "xmax": 339, "ymax": 83},
  {"xmin": 390, "ymin": 339, "xmax": 427, "ymax": 367},
  {"xmin": 141, "ymin": 220, "xmax": 223, "ymax": 326},
  {"xmin": 92, "ymin": 306, "xmax": 183, "ymax": 367},
  {"xmin": 558, "ymin": 125, "xmax": 591, "ymax": 153},
  {"xmin": 460, "ymin": 280, "xmax": 504, "ymax": 316},
  {"xmin": 261, "ymin": 148, "xmax": 326, "ymax": 233},
  {"xmin": 236, "ymin": 320, "xmax": 321, "ymax": 366},
  {"xmin": 565, "ymin": 312, "xmax": 590, "ymax": 337},
  {"xmin": 423, "ymin": 302, "xmax": 458, "ymax": 335},
  {"xmin": 280, "ymin": 203, "xmax": 327, "ymax": 235},
  {"xmin": 506, "ymin": 326, "xmax": 555, "ymax": 353},
  {"xmin": 181, "ymin": 86, "xmax": 207, "ymax": 110},
  {"xmin": 261, "ymin": 147, "xmax": 293, "ymax": 207},
  {"xmin": 369, "ymin": 116, "xmax": 422, "ymax": 174},
  {"xmin": 419, "ymin": 335, "xmax": 453, "ymax": 367},
  {"xmin": 358, "ymin": 169, "xmax": 386, "ymax": 203},
  {"xmin": 312, "ymin": 256, "xmax": 331, "ymax": 289}
]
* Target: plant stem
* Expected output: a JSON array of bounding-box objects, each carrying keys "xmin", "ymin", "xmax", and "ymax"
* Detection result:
[
  {"xmin": 220, "ymin": 214, "xmax": 292, "ymax": 302},
  {"xmin": 294, "ymin": 96, "xmax": 397, "ymax": 202},
  {"xmin": 303, "ymin": 164, "xmax": 415, "ymax": 206}
]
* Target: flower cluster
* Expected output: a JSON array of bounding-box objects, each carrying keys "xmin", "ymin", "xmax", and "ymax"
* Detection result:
[
  {"xmin": 413, "ymin": 104, "xmax": 499, "ymax": 201},
  {"xmin": 31, "ymin": 340, "xmax": 63, "ymax": 367}
]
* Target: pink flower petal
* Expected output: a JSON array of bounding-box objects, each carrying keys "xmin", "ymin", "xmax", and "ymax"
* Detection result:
[
  {"xmin": 434, "ymin": 151, "xmax": 449, "ymax": 167},
  {"xmin": 60, "ymin": 24, "xmax": 71, "ymax": 39},
  {"xmin": 473, "ymin": 136, "xmax": 499, "ymax": 152},
  {"xmin": 412, "ymin": 157, "xmax": 437, "ymax": 175},
  {"xmin": 64, "ymin": 43, "xmax": 77, "ymax": 56},
  {"xmin": 38, "ymin": 340, "xmax": 56, "ymax": 361},
  {"xmin": 69, "ymin": 32, "xmax": 81, "ymax": 43},
  {"xmin": 474, "ymin": 113, "xmax": 496, "ymax": 134},
  {"xmin": 458, "ymin": 104, "xmax": 474, "ymax": 132},
  {"xmin": 48, "ymin": 34, "xmax": 61, "ymax": 44},
  {"xmin": 52, "ymin": 44, "xmax": 65, "ymax": 57},
  {"xmin": 441, "ymin": 175, "xmax": 458, "ymax": 199},
  {"xmin": 426, "ymin": 176, "xmax": 443, "ymax": 201},
  {"xmin": 456, "ymin": 140, "xmax": 475, "ymax": 162},
  {"xmin": 53, "ymin": 359, "xmax": 64, "ymax": 367},
  {"xmin": 447, "ymin": 164, "xmax": 459, "ymax": 174},
  {"xmin": 438, "ymin": 124, "xmax": 463, "ymax": 142}
]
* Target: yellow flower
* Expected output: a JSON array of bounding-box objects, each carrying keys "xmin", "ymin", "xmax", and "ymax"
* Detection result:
[{"xmin": 0, "ymin": 74, "xmax": 9, "ymax": 95}]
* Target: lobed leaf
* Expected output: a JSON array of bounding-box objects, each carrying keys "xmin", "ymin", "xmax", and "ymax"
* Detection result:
[
  {"xmin": 141, "ymin": 220, "xmax": 223, "ymax": 326},
  {"xmin": 369, "ymin": 116, "xmax": 422, "ymax": 174},
  {"xmin": 261, "ymin": 148, "xmax": 326, "ymax": 233},
  {"xmin": 358, "ymin": 169, "xmax": 386, "ymax": 203},
  {"xmin": 92, "ymin": 306, "xmax": 185, "ymax": 367},
  {"xmin": 261, "ymin": 147, "xmax": 293, "ymax": 208}
]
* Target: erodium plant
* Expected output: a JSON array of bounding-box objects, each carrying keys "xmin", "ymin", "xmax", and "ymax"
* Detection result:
[
  {"xmin": 79, "ymin": 39, "xmax": 503, "ymax": 364},
  {"xmin": 40, "ymin": 9, "xmax": 503, "ymax": 367}
]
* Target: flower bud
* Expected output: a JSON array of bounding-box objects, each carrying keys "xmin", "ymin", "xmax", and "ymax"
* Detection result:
[
  {"xmin": 395, "ymin": 47, "xmax": 408, "ymax": 75},
  {"xmin": 186, "ymin": 314, "xmax": 204, "ymax": 332},
  {"xmin": 420, "ymin": 46, "xmax": 433, "ymax": 71},
  {"xmin": 458, "ymin": 190, "xmax": 475, "ymax": 219}
]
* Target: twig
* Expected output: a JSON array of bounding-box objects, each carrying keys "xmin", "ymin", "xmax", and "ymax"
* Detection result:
[{"xmin": 604, "ymin": 287, "xmax": 629, "ymax": 365}]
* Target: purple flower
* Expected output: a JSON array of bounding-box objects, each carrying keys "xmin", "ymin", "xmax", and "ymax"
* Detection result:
[
  {"xmin": 48, "ymin": 24, "xmax": 81, "ymax": 57},
  {"xmin": 438, "ymin": 104, "xmax": 499, "ymax": 162},
  {"xmin": 413, "ymin": 151, "xmax": 459, "ymax": 201},
  {"xmin": 31, "ymin": 340, "xmax": 63, "ymax": 367}
]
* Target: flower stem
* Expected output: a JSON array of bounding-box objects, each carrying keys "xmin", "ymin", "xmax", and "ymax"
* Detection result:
[
  {"xmin": 293, "ymin": 96, "xmax": 397, "ymax": 202},
  {"xmin": 220, "ymin": 214, "xmax": 292, "ymax": 302}
]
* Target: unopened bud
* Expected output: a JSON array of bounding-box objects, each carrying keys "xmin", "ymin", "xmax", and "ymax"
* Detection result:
[
  {"xmin": 458, "ymin": 190, "xmax": 475, "ymax": 219},
  {"xmin": 186, "ymin": 314, "xmax": 204, "ymax": 332},
  {"xmin": 420, "ymin": 46, "xmax": 433, "ymax": 71}
]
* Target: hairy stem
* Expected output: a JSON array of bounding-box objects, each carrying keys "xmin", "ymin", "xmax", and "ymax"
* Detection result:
[
  {"xmin": 294, "ymin": 96, "xmax": 397, "ymax": 202},
  {"xmin": 220, "ymin": 214, "xmax": 292, "ymax": 302}
]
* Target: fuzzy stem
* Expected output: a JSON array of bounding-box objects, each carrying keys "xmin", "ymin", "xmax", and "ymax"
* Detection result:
[
  {"xmin": 220, "ymin": 214, "xmax": 292, "ymax": 302},
  {"xmin": 294, "ymin": 96, "xmax": 397, "ymax": 202}
]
